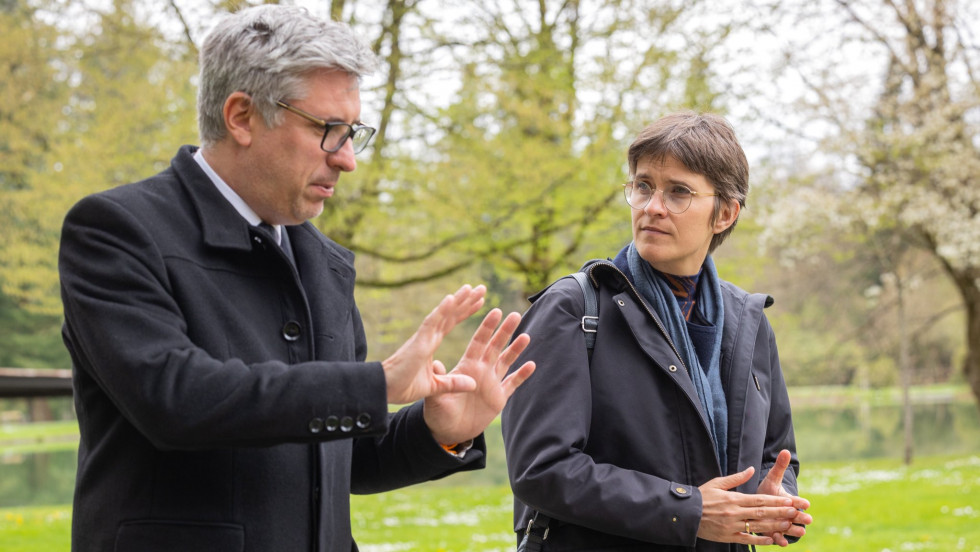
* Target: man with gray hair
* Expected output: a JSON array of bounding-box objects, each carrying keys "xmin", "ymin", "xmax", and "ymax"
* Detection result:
[{"xmin": 58, "ymin": 5, "xmax": 535, "ymax": 551}]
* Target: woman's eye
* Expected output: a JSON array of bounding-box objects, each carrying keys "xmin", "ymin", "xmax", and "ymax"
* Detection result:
[{"xmin": 670, "ymin": 186, "xmax": 693, "ymax": 197}]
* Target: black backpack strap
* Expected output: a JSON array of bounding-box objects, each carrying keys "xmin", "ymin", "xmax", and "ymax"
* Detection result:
[
  {"xmin": 517, "ymin": 511, "xmax": 552, "ymax": 552},
  {"xmin": 569, "ymin": 271, "xmax": 598, "ymax": 359},
  {"xmin": 517, "ymin": 267, "xmax": 599, "ymax": 546}
]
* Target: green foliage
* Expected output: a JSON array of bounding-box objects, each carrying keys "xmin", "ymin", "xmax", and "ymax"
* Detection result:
[
  {"xmin": 0, "ymin": 6, "xmax": 72, "ymax": 361},
  {"xmin": 0, "ymin": 0, "xmax": 973, "ymax": 398},
  {"xmin": 317, "ymin": 0, "xmax": 723, "ymax": 298},
  {"xmin": 750, "ymin": 0, "xmax": 980, "ymax": 406},
  {"xmin": 0, "ymin": 4, "xmax": 72, "ymax": 315},
  {"xmin": 0, "ymin": 0, "xmax": 198, "ymax": 317},
  {"xmin": 0, "ymin": 291, "xmax": 70, "ymax": 369}
]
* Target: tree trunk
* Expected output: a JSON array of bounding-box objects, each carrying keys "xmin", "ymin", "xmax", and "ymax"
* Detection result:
[
  {"xmin": 897, "ymin": 271, "xmax": 913, "ymax": 465},
  {"xmin": 945, "ymin": 265, "xmax": 980, "ymax": 414},
  {"xmin": 964, "ymin": 286, "xmax": 980, "ymax": 415}
]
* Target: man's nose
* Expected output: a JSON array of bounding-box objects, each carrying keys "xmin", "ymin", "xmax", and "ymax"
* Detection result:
[{"xmin": 328, "ymin": 138, "xmax": 357, "ymax": 172}]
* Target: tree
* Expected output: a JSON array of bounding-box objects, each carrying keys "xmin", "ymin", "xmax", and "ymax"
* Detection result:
[
  {"xmin": 0, "ymin": 3, "xmax": 72, "ymax": 316},
  {"xmin": 0, "ymin": 0, "xmax": 734, "ymax": 364},
  {"xmin": 0, "ymin": 0, "xmax": 198, "ymax": 367},
  {"xmin": 318, "ymin": 0, "xmax": 728, "ymax": 297},
  {"xmin": 852, "ymin": 0, "xmax": 980, "ymax": 410},
  {"xmin": 748, "ymin": 0, "xmax": 980, "ymax": 409},
  {"xmin": 0, "ymin": 3, "xmax": 77, "ymax": 368}
]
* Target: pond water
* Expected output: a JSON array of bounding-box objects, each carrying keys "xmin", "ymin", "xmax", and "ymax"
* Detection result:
[
  {"xmin": 0, "ymin": 446, "xmax": 76, "ymax": 508},
  {"xmin": 792, "ymin": 401, "xmax": 980, "ymax": 462},
  {"xmin": 2, "ymin": 399, "xmax": 979, "ymax": 507}
]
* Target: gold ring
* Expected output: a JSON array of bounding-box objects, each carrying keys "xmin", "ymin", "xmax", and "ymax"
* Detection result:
[{"xmin": 745, "ymin": 521, "xmax": 751, "ymax": 534}]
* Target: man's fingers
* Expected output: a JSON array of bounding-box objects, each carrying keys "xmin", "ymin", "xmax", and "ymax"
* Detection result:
[
  {"xmin": 497, "ymin": 331, "xmax": 530, "ymax": 370},
  {"xmin": 421, "ymin": 292, "xmax": 465, "ymax": 338},
  {"xmin": 430, "ymin": 372, "xmax": 476, "ymax": 395},
  {"xmin": 431, "ymin": 360, "xmax": 447, "ymax": 375},
  {"xmin": 451, "ymin": 284, "xmax": 486, "ymax": 323},
  {"xmin": 459, "ymin": 310, "xmax": 524, "ymax": 370},
  {"xmin": 489, "ymin": 311, "xmax": 522, "ymax": 347},
  {"xmin": 485, "ymin": 313, "xmax": 525, "ymax": 365},
  {"xmin": 476, "ymin": 308, "xmax": 506, "ymax": 347},
  {"xmin": 455, "ymin": 308, "xmax": 503, "ymax": 364},
  {"xmin": 499, "ymin": 361, "xmax": 536, "ymax": 397},
  {"xmin": 419, "ymin": 285, "xmax": 488, "ymax": 349}
]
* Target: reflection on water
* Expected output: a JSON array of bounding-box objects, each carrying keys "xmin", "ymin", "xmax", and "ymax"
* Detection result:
[
  {"xmin": 2, "ymin": 400, "xmax": 979, "ymax": 507},
  {"xmin": 0, "ymin": 447, "xmax": 76, "ymax": 508},
  {"xmin": 793, "ymin": 401, "xmax": 980, "ymax": 462}
]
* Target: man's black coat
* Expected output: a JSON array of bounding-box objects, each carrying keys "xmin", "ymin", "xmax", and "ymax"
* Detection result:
[{"xmin": 59, "ymin": 146, "xmax": 485, "ymax": 552}]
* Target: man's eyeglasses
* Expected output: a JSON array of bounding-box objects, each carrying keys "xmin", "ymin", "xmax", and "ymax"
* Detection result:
[
  {"xmin": 623, "ymin": 180, "xmax": 719, "ymax": 214},
  {"xmin": 276, "ymin": 100, "xmax": 376, "ymax": 154}
]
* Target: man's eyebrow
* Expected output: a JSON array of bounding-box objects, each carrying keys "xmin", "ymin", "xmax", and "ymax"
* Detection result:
[{"xmin": 320, "ymin": 113, "xmax": 365, "ymax": 125}]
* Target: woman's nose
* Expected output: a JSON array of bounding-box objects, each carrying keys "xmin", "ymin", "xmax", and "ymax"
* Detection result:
[{"xmin": 643, "ymin": 188, "xmax": 668, "ymax": 215}]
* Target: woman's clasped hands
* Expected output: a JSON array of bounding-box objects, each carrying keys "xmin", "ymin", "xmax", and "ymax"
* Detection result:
[{"xmin": 697, "ymin": 449, "xmax": 812, "ymax": 547}]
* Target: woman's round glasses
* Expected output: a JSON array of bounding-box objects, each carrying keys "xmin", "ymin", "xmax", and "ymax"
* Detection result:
[
  {"xmin": 623, "ymin": 180, "xmax": 718, "ymax": 214},
  {"xmin": 276, "ymin": 100, "xmax": 376, "ymax": 154}
]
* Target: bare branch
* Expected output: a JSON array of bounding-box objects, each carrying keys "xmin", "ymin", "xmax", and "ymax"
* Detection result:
[
  {"xmin": 167, "ymin": 0, "xmax": 199, "ymax": 56},
  {"xmin": 834, "ymin": 0, "xmax": 916, "ymax": 76},
  {"xmin": 356, "ymin": 259, "xmax": 474, "ymax": 288}
]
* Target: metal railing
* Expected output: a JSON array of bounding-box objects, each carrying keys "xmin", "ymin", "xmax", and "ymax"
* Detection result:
[{"xmin": 0, "ymin": 368, "xmax": 73, "ymax": 398}]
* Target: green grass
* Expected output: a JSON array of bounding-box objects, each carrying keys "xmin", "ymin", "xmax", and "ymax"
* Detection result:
[
  {"xmin": 0, "ymin": 421, "xmax": 78, "ymax": 455},
  {"xmin": 345, "ymin": 453, "xmax": 980, "ymax": 552},
  {"xmin": 792, "ymin": 454, "xmax": 980, "ymax": 552},
  {"xmin": 352, "ymin": 485, "xmax": 516, "ymax": 551},
  {"xmin": 0, "ymin": 506, "xmax": 71, "ymax": 552},
  {"xmin": 1, "ymin": 453, "xmax": 978, "ymax": 551}
]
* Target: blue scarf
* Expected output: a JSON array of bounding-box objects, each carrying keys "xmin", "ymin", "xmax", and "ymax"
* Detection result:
[{"xmin": 627, "ymin": 243, "xmax": 728, "ymax": 472}]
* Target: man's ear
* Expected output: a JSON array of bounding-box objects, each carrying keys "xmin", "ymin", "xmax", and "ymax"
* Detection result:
[
  {"xmin": 224, "ymin": 92, "xmax": 256, "ymax": 147},
  {"xmin": 713, "ymin": 199, "xmax": 741, "ymax": 234}
]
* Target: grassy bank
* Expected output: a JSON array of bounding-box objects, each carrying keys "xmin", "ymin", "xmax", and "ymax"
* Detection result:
[
  {"xmin": 2, "ymin": 387, "xmax": 978, "ymax": 550},
  {"xmin": 0, "ymin": 421, "xmax": 78, "ymax": 454},
  {"xmin": 2, "ymin": 453, "xmax": 977, "ymax": 552},
  {"xmin": 346, "ymin": 453, "xmax": 980, "ymax": 552},
  {"xmin": 0, "ymin": 506, "xmax": 71, "ymax": 552}
]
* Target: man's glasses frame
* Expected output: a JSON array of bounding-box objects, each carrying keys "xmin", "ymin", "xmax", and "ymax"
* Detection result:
[{"xmin": 276, "ymin": 100, "xmax": 376, "ymax": 154}]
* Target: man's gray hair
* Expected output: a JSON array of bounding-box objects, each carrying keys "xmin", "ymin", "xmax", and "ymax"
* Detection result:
[{"xmin": 197, "ymin": 4, "xmax": 378, "ymax": 147}]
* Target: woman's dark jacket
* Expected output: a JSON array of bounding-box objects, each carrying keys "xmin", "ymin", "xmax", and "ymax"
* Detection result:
[
  {"xmin": 59, "ymin": 146, "xmax": 485, "ymax": 552},
  {"xmin": 502, "ymin": 253, "xmax": 799, "ymax": 551}
]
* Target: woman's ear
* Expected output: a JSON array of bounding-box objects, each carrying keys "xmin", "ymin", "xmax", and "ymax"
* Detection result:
[
  {"xmin": 713, "ymin": 199, "xmax": 741, "ymax": 234},
  {"xmin": 223, "ymin": 92, "xmax": 255, "ymax": 147}
]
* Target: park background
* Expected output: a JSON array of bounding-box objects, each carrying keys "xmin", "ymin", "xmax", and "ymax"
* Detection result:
[{"xmin": 1, "ymin": 0, "xmax": 979, "ymax": 550}]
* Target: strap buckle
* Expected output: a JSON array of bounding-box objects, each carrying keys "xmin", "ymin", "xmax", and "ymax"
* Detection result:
[
  {"xmin": 580, "ymin": 315, "xmax": 598, "ymax": 334},
  {"xmin": 524, "ymin": 517, "xmax": 550, "ymax": 540}
]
